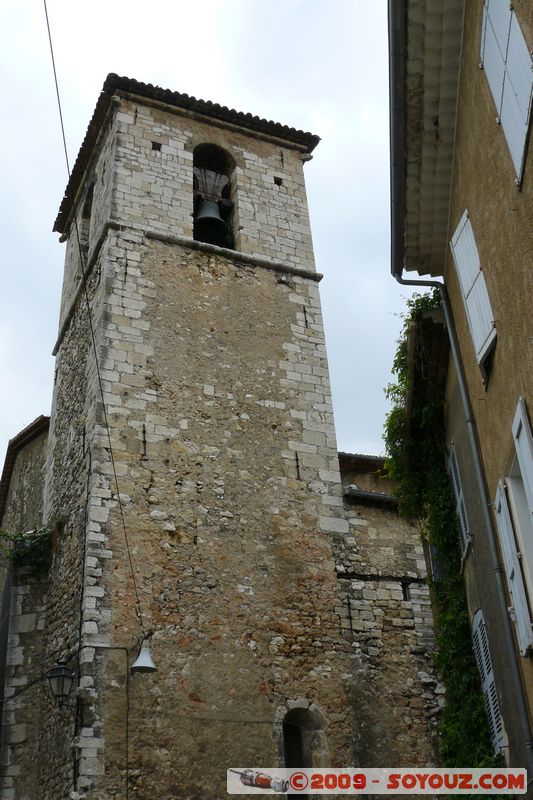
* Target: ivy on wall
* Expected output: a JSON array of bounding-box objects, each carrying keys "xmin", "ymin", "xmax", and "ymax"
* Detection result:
[
  {"xmin": 0, "ymin": 527, "xmax": 51, "ymax": 575},
  {"xmin": 383, "ymin": 291, "xmax": 499, "ymax": 767}
]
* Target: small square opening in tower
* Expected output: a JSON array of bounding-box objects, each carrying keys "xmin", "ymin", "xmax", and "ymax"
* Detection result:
[
  {"xmin": 152, "ymin": 141, "xmax": 162, "ymax": 151},
  {"xmin": 274, "ymin": 176, "xmax": 283, "ymax": 186}
]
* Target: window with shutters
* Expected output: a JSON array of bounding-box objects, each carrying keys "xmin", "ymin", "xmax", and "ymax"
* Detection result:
[
  {"xmin": 447, "ymin": 444, "xmax": 471, "ymax": 556},
  {"xmin": 471, "ymin": 609, "xmax": 505, "ymax": 754},
  {"xmin": 450, "ymin": 211, "xmax": 496, "ymax": 374},
  {"xmin": 480, "ymin": 0, "xmax": 533, "ymax": 181},
  {"xmin": 493, "ymin": 398, "xmax": 533, "ymax": 656}
]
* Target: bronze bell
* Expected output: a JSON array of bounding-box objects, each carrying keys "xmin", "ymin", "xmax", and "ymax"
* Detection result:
[{"xmin": 194, "ymin": 199, "xmax": 228, "ymax": 246}]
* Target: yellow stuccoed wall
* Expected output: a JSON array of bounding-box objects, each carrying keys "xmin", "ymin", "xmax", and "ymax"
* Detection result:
[{"xmin": 444, "ymin": 0, "xmax": 533, "ymax": 742}]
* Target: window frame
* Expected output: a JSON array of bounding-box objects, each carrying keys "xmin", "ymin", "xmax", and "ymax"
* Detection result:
[
  {"xmin": 494, "ymin": 477, "xmax": 533, "ymax": 656},
  {"xmin": 493, "ymin": 397, "xmax": 533, "ymax": 656},
  {"xmin": 447, "ymin": 443, "xmax": 471, "ymax": 556}
]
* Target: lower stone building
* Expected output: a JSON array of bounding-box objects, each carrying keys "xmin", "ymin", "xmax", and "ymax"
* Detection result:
[
  {"xmin": 0, "ymin": 430, "xmax": 438, "ymax": 798},
  {"xmin": 0, "ymin": 75, "xmax": 439, "ymax": 798}
]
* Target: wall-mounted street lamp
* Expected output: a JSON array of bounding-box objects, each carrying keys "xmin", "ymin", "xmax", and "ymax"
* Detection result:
[
  {"xmin": 46, "ymin": 659, "xmax": 75, "ymax": 702},
  {"xmin": 130, "ymin": 637, "xmax": 157, "ymax": 674}
]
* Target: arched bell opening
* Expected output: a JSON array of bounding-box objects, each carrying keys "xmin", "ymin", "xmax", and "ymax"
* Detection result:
[{"xmin": 193, "ymin": 143, "xmax": 235, "ymax": 249}]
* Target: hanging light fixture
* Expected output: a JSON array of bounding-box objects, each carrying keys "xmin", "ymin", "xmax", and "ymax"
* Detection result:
[
  {"xmin": 130, "ymin": 638, "xmax": 157, "ymax": 674},
  {"xmin": 46, "ymin": 658, "xmax": 75, "ymax": 702}
]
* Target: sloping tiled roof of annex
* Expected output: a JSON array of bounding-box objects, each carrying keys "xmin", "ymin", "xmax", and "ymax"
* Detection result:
[
  {"xmin": 0, "ymin": 415, "xmax": 50, "ymax": 525},
  {"xmin": 54, "ymin": 73, "xmax": 321, "ymax": 234}
]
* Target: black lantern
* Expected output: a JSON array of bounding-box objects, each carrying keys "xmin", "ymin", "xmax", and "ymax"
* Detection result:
[{"xmin": 46, "ymin": 659, "xmax": 75, "ymax": 701}]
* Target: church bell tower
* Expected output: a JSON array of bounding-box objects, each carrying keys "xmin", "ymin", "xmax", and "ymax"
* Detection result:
[{"xmin": 44, "ymin": 74, "xmax": 356, "ymax": 797}]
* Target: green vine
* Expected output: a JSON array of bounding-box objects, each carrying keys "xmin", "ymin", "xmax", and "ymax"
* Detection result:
[
  {"xmin": 0, "ymin": 527, "xmax": 51, "ymax": 575},
  {"xmin": 383, "ymin": 291, "xmax": 499, "ymax": 768}
]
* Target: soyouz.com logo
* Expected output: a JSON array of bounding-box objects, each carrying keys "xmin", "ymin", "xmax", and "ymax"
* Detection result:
[{"xmin": 227, "ymin": 768, "xmax": 527, "ymax": 794}]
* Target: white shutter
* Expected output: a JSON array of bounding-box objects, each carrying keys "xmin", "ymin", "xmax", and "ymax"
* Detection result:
[
  {"xmin": 484, "ymin": 0, "xmax": 512, "ymax": 59},
  {"xmin": 500, "ymin": 81, "xmax": 529, "ymax": 176},
  {"xmin": 464, "ymin": 271, "xmax": 496, "ymax": 362},
  {"xmin": 494, "ymin": 480, "xmax": 533, "ymax": 655},
  {"xmin": 512, "ymin": 398, "xmax": 533, "ymax": 517},
  {"xmin": 506, "ymin": 15, "xmax": 533, "ymax": 125},
  {"xmin": 450, "ymin": 210, "xmax": 480, "ymax": 294},
  {"xmin": 472, "ymin": 609, "xmax": 504, "ymax": 753},
  {"xmin": 447, "ymin": 445, "xmax": 470, "ymax": 554},
  {"xmin": 480, "ymin": 1, "xmax": 533, "ymax": 179},
  {"xmin": 449, "ymin": 212, "xmax": 496, "ymax": 364},
  {"xmin": 501, "ymin": 14, "xmax": 533, "ymax": 177},
  {"xmin": 481, "ymin": 2, "xmax": 508, "ymax": 111}
]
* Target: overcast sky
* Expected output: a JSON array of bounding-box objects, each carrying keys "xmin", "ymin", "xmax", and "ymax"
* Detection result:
[{"xmin": 0, "ymin": 0, "xmax": 415, "ymax": 466}]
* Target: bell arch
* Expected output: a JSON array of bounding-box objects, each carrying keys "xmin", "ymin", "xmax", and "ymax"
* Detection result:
[{"xmin": 193, "ymin": 143, "xmax": 235, "ymax": 249}]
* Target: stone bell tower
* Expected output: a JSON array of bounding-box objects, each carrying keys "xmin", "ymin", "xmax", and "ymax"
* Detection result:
[
  {"xmin": 41, "ymin": 74, "xmax": 359, "ymax": 798},
  {"xmin": 0, "ymin": 75, "xmax": 441, "ymax": 800}
]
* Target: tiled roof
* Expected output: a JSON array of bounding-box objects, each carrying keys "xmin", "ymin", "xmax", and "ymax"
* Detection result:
[
  {"xmin": 54, "ymin": 73, "xmax": 320, "ymax": 233},
  {"xmin": 0, "ymin": 416, "xmax": 50, "ymax": 524},
  {"xmin": 389, "ymin": 0, "xmax": 464, "ymax": 278},
  {"xmin": 338, "ymin": 452, "xmax": 386, "ymax": 472}
]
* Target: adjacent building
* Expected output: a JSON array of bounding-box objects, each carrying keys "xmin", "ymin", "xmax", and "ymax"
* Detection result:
[{"xmin": 389, "ymin": 0, "xmax": 533, "ymax": 779}]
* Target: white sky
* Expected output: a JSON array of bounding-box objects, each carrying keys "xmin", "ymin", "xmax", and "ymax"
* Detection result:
[{"xmin": 0, "ymin": 0, "xmax": 415, "ymax": 465}]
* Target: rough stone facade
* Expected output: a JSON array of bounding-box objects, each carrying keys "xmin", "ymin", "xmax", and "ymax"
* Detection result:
[
  {"xmin": 0, "ymin": 78, "xmax": 439, "ymax": 798},
  {"xmin": 336, "ymin": 455, "xmax": 441, "ymax": 764}
]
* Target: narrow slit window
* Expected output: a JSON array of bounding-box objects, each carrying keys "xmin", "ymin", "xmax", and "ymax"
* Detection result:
[{"xmin": 80, "ymin": 182, "xmax": 94, "ymax": 249}]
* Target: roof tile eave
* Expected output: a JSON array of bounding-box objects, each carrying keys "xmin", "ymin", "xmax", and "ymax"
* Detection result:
[
  {"xmin": 0, "ymin": 415, "xmax": 50, "ymax": 525},
  {"xmin": 53, "ymin": 73, "xmax": 320, "ymax": 234}
]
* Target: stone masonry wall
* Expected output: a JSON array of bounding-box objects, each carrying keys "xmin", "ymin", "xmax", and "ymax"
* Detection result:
[
  {"xmin": 77, "ymin": 233, "xmax": 355, "ymax": 798},
  {"xmin": 58, "ymin": 113, "xmax": 117, "ymax": 334},
  {"xmin": 0, "ymin": 431, "xmax": 48, "ymax": 800},
  {"xmin": 112, "ymin": 100, "xmax": 316, "ymax": 270},
  {"xmin": 334, "ymin": 497, "xmax": 440, "ymax": 766},
  {"xmin": 0, "ymin": 259, "xmax": 108, "ymax": 800},
  {"xmin": 336, "ymin": 456, "xmax": 440, "ymax": 763}
]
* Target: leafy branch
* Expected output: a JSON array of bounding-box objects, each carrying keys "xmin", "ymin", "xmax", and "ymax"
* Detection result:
[{"xmin": 383, "ymin": 291, "xmax": 500, "ymax": 769}]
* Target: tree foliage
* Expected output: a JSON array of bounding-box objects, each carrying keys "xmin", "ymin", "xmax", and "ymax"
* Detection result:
[
  {"xmin": 383, "ymin": 291, "xmax": 499, "ymax": 768},
  {"xmin": 0, "ymin": 527, "xmax": 51, "ymax": 575}
]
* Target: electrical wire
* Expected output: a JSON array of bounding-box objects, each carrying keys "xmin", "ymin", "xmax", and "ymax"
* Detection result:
[{"xmin": 42, "ymin": 0, "xmax": 145, "ymax": 636}]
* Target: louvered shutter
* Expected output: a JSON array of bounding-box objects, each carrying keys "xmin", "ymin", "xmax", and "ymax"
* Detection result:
[
  {"xmin": 447, "ymin": 445, "xmax": 470, "ymax": 554},
  {"xmin": 481, "ymin": 1, "xmax": 533, "ymax": 179},
  {"xmin": 494, "ymin": 480, "xmax": 533, "ymax": 655},
  {"xmin": 450, "ymin": 212, "xmax": 496, "ymax": 364},
  {"xmin": 472, "ymin": 610, "xmax": 504, "ymax": 753}
]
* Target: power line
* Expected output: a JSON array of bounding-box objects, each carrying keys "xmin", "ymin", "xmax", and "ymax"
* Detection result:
[{"xmin": 42, "ymin": 0, "xmax": 145, "ymax": 637}]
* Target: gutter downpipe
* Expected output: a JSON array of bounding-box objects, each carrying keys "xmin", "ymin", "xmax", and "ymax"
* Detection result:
[{"xmin": 388, "ymin": 0, "xmax": 533, "ymax": 780}]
